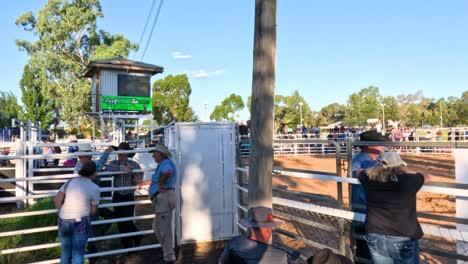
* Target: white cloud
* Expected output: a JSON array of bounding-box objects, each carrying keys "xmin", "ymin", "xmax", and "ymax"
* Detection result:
[
  {"xmin": 212, "ymin": 69, "xmax": 225, "ymax": 76},
  {"xmin": 192, "ymin": 69, "xmax": 225, "ymax": 78},
  {"xmin": 193, "ymin": 69, "xmax": 209, "ymax": 78},
  {"xmin": 172, "ymin": 51, "xmax": 192, "ymax": 59}
]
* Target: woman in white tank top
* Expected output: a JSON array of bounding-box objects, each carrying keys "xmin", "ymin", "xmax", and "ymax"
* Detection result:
[{"xmin": 55, "ymin": 161, "xmax": 100, "ymax": 264}]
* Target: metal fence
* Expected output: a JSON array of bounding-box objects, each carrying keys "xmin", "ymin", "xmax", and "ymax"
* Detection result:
[
  {"xmin": 0, "ymin": 143, "xmax": 160, "ymax": 263},
  {"xmin": 239, "ymin": 136, "xmax": 466, "ymax": 157},
  {"xmin": 236, "ymin": 140, "xmax": 468, "ymax": 263}
]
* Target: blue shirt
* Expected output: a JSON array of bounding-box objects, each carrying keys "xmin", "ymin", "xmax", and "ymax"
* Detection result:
[
  {"xmin": 149, "ymin": 158, "xmax": 177, "ymax": 198},
  {"xmin": 351, "ymin": 151, "xmax": 378, "ymax": 214}
]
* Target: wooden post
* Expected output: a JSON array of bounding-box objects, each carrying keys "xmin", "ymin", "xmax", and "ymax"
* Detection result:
[{"xmin": 248, "ymin": 0, "xmax": 277, "ymax": 209}]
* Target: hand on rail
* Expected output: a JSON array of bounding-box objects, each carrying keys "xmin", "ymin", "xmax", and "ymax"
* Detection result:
[
  {"xmin": 105, "ymin": 147, "xmax": 114, "ymax": 153},
  {"xmin": 138, "ymin": 180, "xmax": 151, "ymax": 190},
  {"xmin": 423, "ymin": 174, "xmax": 431, "ymax": 182}
]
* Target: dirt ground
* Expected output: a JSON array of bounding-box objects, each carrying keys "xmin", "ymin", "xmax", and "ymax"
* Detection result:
[{"xmin": 273, "ymin": 154, "xmax": 456, "ymax": 222}]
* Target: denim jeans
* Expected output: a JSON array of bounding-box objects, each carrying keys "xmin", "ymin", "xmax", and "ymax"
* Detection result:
[
  {"xmin": 58, "ymin": 216, "xmax": 91, "ymax": 264},
  {"xmin": 366, "ymin": 233, "xmax": 419, "ymax": 264}
]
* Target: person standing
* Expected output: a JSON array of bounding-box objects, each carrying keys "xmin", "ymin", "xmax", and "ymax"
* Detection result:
[
  {"xmin": 104, "ymin": 142, "xmax": 143, "ymax": 248},
  {"xmin": 147, "ymin": 144, "xmax": 177, "ymax": 263},
  {"xmin": 74, "ymin": 143, "xmax": 114, "ymax": 259},
  {"xmin": 351, "ymin": 130, "xmax": 389, "ymax": 263},
  {"xmin": 359, "ymin": 151, "xmax": 429, "ymax": 263},
  {"xmin": 55, "ymin": 161, "xmax": 100, "ymax": 264}
]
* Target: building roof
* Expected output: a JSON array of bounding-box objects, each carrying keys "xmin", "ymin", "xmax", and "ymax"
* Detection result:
[{"xmin": 82, "ymin": 57, "xmax": 164, "ymax": 77}]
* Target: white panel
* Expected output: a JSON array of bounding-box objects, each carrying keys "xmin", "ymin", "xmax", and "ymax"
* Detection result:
[
  {"xmin": 91, "ymin": 75, "xmax": 96, "ymax": 112},
  {"xmin": 101, "ymin": 70, "xmax": 118, "ymax": 96},
  {"xmin": 176, "ymin": 123, "xmax": 237, "ymax": 242},
  {"xmin": 456, "ymin": 149, "xmax": 468, "ymax": 263}
]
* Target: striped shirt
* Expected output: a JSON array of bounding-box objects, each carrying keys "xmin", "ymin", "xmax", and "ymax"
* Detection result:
[{"xmin": 105, "ymin": 159, "xmax": 143, "ymax": 195}]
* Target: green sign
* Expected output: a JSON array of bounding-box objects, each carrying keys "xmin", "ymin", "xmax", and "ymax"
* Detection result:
[{"xmin": 101, "ymin": 96, "xmax": 152, "ymax": 112}]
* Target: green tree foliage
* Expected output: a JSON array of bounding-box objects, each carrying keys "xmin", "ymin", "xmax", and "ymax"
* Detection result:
[
  {"xmin": 317, "ymin": 103, "xmax": 347, "ymax": 126},
  {"xmin": 15, "ymin": 0, "xmax": 138, "ymax": 127},
  {"xmin": 0, "ymin": 92, "xmax": 22, "ymax": 128},
  {"xmin": 459, "ymin": 91, "xmax": 468, "ymax": 125},
  {"xmin": 344, "ymin": 86, "xmax": 381, "ymax": 126},
  {"xmin": 152, "ymin": 74, "xmax": 197, "ymax": 124},
  {"xmin": 210, "ymin": 94, "xmax": 245, "ymax": 121},
  {"xmin": 274, "ymin": 91, "xmax": 312, "ymax": 132},
  {"xmin": 19, "ymin": 63, "xmax": 56, "ymax": 130}
]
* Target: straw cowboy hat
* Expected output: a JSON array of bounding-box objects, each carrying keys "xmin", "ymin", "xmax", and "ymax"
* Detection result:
[
  {"xmin": 112, "ymin": 142, "xmax": 135, "ymax": 158},
  {"xmin": 241, "ymin": 206, "xmax": 282, "ymax": 228},
  {"xmin": 377, "ymin": 151, "xmax": 407, "ymax": 168},
  {"xmin": 77, "ymin": 143, "xmax": 92, "ymax": 152},
  {"xmin": 149, "ymin": 144, "xmax": 172, "ymax": 158}
]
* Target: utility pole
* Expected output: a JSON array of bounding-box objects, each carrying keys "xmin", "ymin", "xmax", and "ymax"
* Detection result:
[
  {"xmin": 299, "ymin": 101, "xmax": 303, "ymax": 126},
  {"xmin": 381, "ymin": 103, "xmax": 385, "ymax": 135},
  {"xmin": 439, "ymin": 101, "xmax": 443, "ymax": 128},
  {"xmin": 248, "ymin": 0, "xmax": 276, "ymax": 209}
]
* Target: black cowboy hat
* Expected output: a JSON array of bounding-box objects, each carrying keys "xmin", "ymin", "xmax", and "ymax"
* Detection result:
[
  {"xmin": 112, "ymin": 142, "xmax": 135, "ymax": 158},
  {"xmin": 359, "ymin": 130, "xmax": 390, "ymax": 142}
]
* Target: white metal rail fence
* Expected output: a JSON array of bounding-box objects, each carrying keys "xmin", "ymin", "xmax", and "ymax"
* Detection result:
[
  {"xmin": 236, "ymin": 139, "xmax": 468, "ymax": 263},
  {"xmin": 239, "ymin": 135, "xmax": 467, "ymax": 157},
  {"xmin": 0, "ymin": 144, "xmax": 159, "ymax": 263}
]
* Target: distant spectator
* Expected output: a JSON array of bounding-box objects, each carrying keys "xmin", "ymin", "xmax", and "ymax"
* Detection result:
[
  {"xmin": 455, "ymin": 129, "xmax": 460, "ymax": 141},
  {"xmin": 126, "ymin": 130, "xmax": 133, "ymax": 141},
  {"xmin": 44, "ymin": 145, "xmax": 54, "ymax": 167},
  {"xmin": 448, "ymin": 128, "xmax": 453, "ymax": 141},
  {"xmin": 64, "ymin": 141, "xmax": 79, "ymax": 167},
  {"xmin": 52, "ymin": 141, "xmax": 62, "ymax": 166},
  {"xmin": 0, "ymin": 148, "xmax": 10, "ymax": 167},
  {"xmin": 435, "ymin": 130, "xmax": 442, "ymax": 141}
]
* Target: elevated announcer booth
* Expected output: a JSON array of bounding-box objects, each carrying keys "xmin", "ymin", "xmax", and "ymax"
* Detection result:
[{"xmin": 82, "ymin": 58, "xmax": 163, "ymax": 141}]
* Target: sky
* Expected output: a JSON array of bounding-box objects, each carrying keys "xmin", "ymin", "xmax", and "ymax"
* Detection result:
[{"xmin": 1, "ymin": 0, "xmax": 468, "ymax": 122}]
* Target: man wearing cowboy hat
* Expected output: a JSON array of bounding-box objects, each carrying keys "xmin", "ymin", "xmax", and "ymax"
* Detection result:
[
  {"xmin": 147, "ymin": 144, "xmax": 177, "ymax": 263},
  {"xmin": 351, "ymin": 129, "xmax": 389, "ymax": 263},
  {"xmin": 219, "ymin": 206, "xmax": 300, "ymax": 264},
  {"xmin": 104, "ymin": 142, "xmax": 143, "ymax": 248},
  {"xmin": 74, "ymin": 143, "xmax": 114, "ymax": 178}
]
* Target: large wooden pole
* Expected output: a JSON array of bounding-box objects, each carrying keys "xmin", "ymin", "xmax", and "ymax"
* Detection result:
[{"xmin": 248, "ymin": 0, "xmax": 276, "ymax": 209}]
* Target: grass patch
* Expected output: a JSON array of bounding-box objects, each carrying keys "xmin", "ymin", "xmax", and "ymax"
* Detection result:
[{"xmin": 0, "ymin": 198, "xmax": 60, "ymax": 263}]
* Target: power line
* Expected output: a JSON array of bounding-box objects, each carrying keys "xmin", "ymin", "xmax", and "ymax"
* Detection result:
[
  {"xmin": 133, "ymin": 0, "xmax": 158, "ymax": 59},
  {"xmin": 140, "ymin": 0, "xmax": 164, "ymax": 61}
]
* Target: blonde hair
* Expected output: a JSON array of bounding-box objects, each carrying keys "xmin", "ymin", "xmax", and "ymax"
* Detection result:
[{"xmin": 366, "ymin": 165, "xmax": 406, "ymax": 183}]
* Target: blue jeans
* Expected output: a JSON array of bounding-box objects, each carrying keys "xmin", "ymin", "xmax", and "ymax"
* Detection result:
[
  {"xmin": 58, "ymin": 216, "xmax": 91, "ymax": 264},
  {"xmin": 366, "ymin": 233, "xmax": 419, "ymax": 264}
]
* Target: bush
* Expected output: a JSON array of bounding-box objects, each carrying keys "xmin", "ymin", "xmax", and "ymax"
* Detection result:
[{"xmin": 0, "ymin": 198, "xmax": 61, "ymax": 263}]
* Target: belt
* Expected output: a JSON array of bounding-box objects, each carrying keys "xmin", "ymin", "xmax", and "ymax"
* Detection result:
[
  {"xmin": 151, "ymin": 188, "xmax": 175, "ymax": 201},
  {"xmin": 59, "ymin": 216, "xmax": 89, "ymax": 222}
]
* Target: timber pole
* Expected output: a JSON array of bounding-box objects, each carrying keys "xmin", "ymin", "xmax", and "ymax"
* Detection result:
[{"xmin": 248, "ymin": 0, "xmax": 277, "ymax": 209}]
